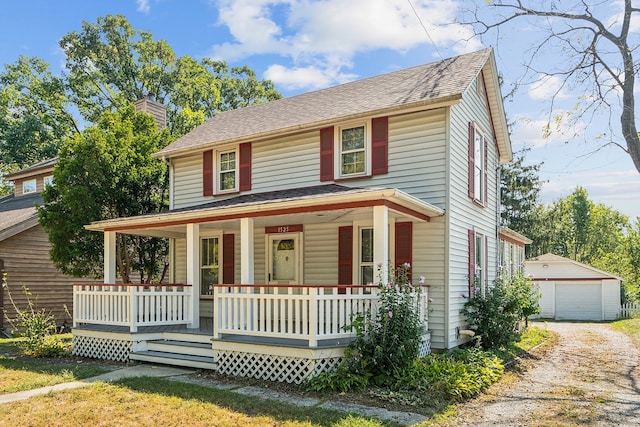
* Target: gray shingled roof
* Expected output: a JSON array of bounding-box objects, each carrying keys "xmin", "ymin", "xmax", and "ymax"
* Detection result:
[
  {"xmin": 170, "ymin": 184, "xmax": 379, "ymax": 213},
  {"xmin": 5, "ymin": 157, "xmax": 58, "ymax": 180},
  {"xmin": 157, "ymin": 49, "xmax": 493, "ymax": 157},
  {"xmin": 0, "ymin": 193, "xmax": 42, "ymax": 238}
]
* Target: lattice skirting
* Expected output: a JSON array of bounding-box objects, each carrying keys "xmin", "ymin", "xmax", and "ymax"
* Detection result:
[
  {"xmin": 418, "ymin": 331, "xmax": 432, "ymax": 357},
  {"xmin": 214, "ymin": 350, "xmax": 342, "ymax": 385},
  {"xmin": 72, "ymin": 335, "xmax": 132, "ymax": 362}
]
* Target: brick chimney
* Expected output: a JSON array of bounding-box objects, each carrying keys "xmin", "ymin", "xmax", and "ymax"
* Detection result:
[{"xmin": 134, "ymin": 93, "xmax": 166, "ymax": 130}]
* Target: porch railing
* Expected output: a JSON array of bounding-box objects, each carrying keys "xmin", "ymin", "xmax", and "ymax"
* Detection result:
[
  {"xmin": 213, "ymin": 285, "xmax": 429, "ymax": 347},
  {"xmin": 73, "ymin": 284, "xmax": 193, "ymax": 332}
]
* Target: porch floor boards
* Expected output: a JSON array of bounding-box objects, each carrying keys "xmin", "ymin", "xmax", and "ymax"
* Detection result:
[{"xmin": 73, "ymin": 317, "xmax": 353, "ymax": 349}]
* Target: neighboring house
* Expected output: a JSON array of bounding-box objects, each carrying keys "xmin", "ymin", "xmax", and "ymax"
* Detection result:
[
  {"xmin": 526, "ymin": 253, "xmax": 621, "ymax": 321},
  {"xmin": 498, "ymin": 227, "xmax": 532, "ymax": 278},
  {"xmin": 0, "ymin": 159, "xmax": 78, "ymax": 331},
  {"xmin": 72, "ymin": 48, "xmax": 513, "ymax": 383}
]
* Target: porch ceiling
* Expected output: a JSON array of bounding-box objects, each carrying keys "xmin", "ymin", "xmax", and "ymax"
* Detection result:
[{"xmin": 85, "ymin": 185, "xmax": 445, "ymax": 237}]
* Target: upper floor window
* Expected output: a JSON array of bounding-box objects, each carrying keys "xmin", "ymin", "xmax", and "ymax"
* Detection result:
[
  {"xmin": 22, "ymin": 179, "xmax": 36, "ymax": 194},
  {"xmin": 468, "ymin": 121, "xmax": 488, "ymax": 205},
  {"xmin": 218, "ymin": 150, "xmax": 237, "ymax": 192},
  {"xmin": 340, "ymin": 125, "xmax": 368, "ymax": 177},
  {"xmin": 320, "ymin": 117, "xmax": 388, "ymax": 182},
  {"xmin": 474, "ymin": 130, "xmax": 486, "ymax": 202},
  {"xmin": 203, "ymin": 143, "xmax": 251, "ymax": 197},
  {"xmin": 43, "ymin": 175, "xmax": 54, "ymax": 187}
]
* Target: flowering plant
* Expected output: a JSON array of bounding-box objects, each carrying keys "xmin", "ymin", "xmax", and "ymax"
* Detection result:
[{"xmin": 343, "ymin": 262, "xmax": 426, "ymax": 385}]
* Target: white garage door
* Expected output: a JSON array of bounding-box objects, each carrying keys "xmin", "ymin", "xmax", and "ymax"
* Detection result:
[{"xmin": 555, "ymin": 282, "xmax": 602, "ymax": 321}]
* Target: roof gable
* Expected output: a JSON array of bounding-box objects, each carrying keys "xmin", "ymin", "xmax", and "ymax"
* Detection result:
[
  {"xmin": 156, "ymin": 48, "xmax": 510, "ymax": 160},
  {"xmin": 526, "ymin": 253, "xmax": 623, "ymax": 280}
]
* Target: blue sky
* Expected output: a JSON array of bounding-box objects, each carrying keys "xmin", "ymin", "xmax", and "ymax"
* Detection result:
[{"xmin": 2, "ymin": 0, "xmax": 639, "ymax": 219}]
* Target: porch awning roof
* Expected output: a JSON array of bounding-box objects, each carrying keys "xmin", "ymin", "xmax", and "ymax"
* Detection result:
[{"xmin": 85, "ymin": 184, "xmax": 445, "ymax": 233}]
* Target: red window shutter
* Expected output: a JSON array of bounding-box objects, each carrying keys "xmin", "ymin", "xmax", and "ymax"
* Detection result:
[
  {"xmin": 223, "ymin": 234, "xmax": 235, "ymax": 285},
  {"xmin": 239, "ymin": 142, "xmax": 252, "ymax": 191},
  {"xmin": 203, "ymin": 149, "xmax": 213, "ymax": 196},
  {"xmin": 468, "ymin": 121, "xmax": 475, "ymax": 199},
  {"xmin": 320, "ymin": 126, "xmax": 334, "ymax": 182},
  {"xmin": 395, "ymin": 222, "xmax": 412, "ymax": 282},
  {"xmin": 371, "ymin": 116, "xmax": 388, "ymax": 176},
  {"xmin": 468, "ymin": 229, "xmax": 476, "ymax": 298},
  {"xmin": 338, "ymin": 226, "xmax": 353, "ymax": 286}
]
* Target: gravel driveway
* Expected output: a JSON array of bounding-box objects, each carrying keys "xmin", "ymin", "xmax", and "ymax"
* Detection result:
[{"xmin": 450, "ymin": 321, "xmax": 640, "ymax": 427}]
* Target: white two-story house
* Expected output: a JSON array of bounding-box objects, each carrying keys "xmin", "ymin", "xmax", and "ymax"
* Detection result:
[{"xmin": 71, "ymin": 48, "xmax": 512, "ymax": 384}]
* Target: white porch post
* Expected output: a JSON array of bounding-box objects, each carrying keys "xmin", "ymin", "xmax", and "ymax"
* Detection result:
[
  {"xmin": 240, "ymin": 217, "xmax": 254, "ymax": 284},
  {"xmin": 186, "ymin": 223, "xmax": 200, "ymax": 328},
  {"xmin": 104, "ymin": 231, "xmax": 116, "ymax": 284},
  {"xmin": 373, "ymin": 205, "xmax": 389, "ymax": 284}
]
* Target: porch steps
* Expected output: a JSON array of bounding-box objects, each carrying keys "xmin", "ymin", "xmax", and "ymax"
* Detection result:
[{"xmin": 130, "ymin": 339, "xmax": 218, "ymax": 371}]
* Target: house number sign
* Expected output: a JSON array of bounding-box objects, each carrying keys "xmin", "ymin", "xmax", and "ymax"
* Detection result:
[{"xmin": 265, "ymin": 224, "xmax": 303, "ymax": 234}]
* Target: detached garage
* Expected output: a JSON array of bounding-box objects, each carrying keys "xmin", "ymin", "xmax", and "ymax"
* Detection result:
[{"xmin": 525, "ymin": 254, "xmax": 621, "ymax": 321}]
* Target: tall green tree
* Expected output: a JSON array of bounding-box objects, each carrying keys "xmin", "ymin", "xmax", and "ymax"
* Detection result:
[
  {"xmin": 60, "ymin": 14, "xmax": 280, "ymax": 137},
  {"xmin": 38, "ymin": 105, "xmax": 169, "ymax": 283},
  {"xmin": 500, "ymin": 148, "xmax": 543, "ymax": 235},
  {"xmin": 0, "ymin": 56, "xmax": 78, "ymax": 196},
  {"xmin": 5, "ymin": 14, "xmax": 282, "ymax": 281},
  {"xmin": 528, "ymin": 187, "xmax": 629, "ymax": 264}
]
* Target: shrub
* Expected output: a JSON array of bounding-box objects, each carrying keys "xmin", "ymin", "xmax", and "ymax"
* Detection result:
[
  {"xmin": 2, "ymin": 273, "xmax": 69, "ymax": 357},
  {"xmin": 393, "ymin": 348, "xmax": 504, "ymax": 402},
  {"xmin": 308, "ymin": 263, "xmax": 426, "ymax": 390},
  {"xmin": 461, "ymin": 273, "xmax": 540, "ymax": 349},
  {"xmin": 345, "ymin": 263, "xmax": 426, "ymax": 385}
]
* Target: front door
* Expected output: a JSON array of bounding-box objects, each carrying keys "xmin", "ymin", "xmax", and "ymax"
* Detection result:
[{"xmin": 267, "ymin": 233, "xmax": 301, "ymax": 285}]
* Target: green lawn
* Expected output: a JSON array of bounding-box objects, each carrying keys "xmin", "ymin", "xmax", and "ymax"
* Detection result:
[
  {"xmin": 0, "ymin": 335, "xmax": 110, "ymax": 394},
  {"xmin": 0, "ymin": 326, "xmax": 555, "ymax": 426},
  {"xmin": 610, "ymin": 317, "xmax": 640, "ymax": 348}
]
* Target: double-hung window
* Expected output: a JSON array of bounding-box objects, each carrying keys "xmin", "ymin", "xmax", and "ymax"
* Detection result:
[
  {"xmin": 474, "ymin": 130, "xmax": 486, "ymax": 203},
  {"xmin": 218, "ymin": 150, "xmax": 237, "ymax": 193},
  {"xmin": 359, "ymin": 228, "xmax": 374, "ymax": 285},
  {"xmin": 201, "ymin": 237, "xmax": 220, "ymax": 296},
  {"xmin": 340, "ymin": 125, "xmax": 367, "ymax": 177}
]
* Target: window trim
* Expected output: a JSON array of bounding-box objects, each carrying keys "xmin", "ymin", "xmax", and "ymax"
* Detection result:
[
  {"xmin": 216, "ymin": 147, "xmax": 238, "ymax": 194},
  {"xmin": 43, "ymin": 175, "xmax": 54, "ymax": 187},
  {"xmin": 335, "ymin": 120, "xmax": 371, "ymax": 179},
  {"xmin": 358, "ymin": 226, "xmax": 374, "ymax": 286},
  {"xmin": 200, "ymin": 233, "xmax": 223, "ymax": 298},
  {"xmin": 473, "ymin": 128, "xmax": 486, "ymax": 204},
  {"xmin": 22, "ymin": 179, "xmax": 36, "ymax": 194}
]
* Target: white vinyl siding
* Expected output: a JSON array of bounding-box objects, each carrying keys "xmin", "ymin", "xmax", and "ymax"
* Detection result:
[
  {"xmin": 252, "ymin": 131, "xmax": 319, "ymax": 193},
  {"xmin": 447, "ymin": 70, "xmax": 500, "ymax": 348},
  {"xmin": 172, "ymin": 155, "xmax": 206, "ymax": 209},
  {"xmin": 303, "ymin": 223, "xmax": 339, "ymax": 285}
]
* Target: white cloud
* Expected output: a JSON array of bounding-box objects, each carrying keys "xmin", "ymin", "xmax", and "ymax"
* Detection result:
[
  {"xmin": 510, "ymin": 113, "xmax": 587, "ymax": 149},
  {"xmin": 209, "ymin": 0, "xmax": 481, "ymax": 89},
  {"xmin": 137, "ymin": 0, "xmax": 151, "ymax": 14},
  {"xmin": 528, "ymin": 75, "xmax": 571, "ymax": 101},
  {"xmin": 264, "ymin": 64, "xmax": 357, "ymax": 90}
]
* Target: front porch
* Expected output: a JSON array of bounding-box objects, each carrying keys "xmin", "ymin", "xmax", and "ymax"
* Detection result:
[
  {"xmin": 72, "ymin": 283, "xmax": 430, "ymax": 383},
  {"xmin": 74, "ymin": 185, "xmax": 439, "ymax": 383}
]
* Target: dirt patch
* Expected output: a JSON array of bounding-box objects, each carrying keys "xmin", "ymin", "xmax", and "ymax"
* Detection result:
[{"xmin": 448, "ymin": 322, "xmax": 640, "ymax": 427}]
